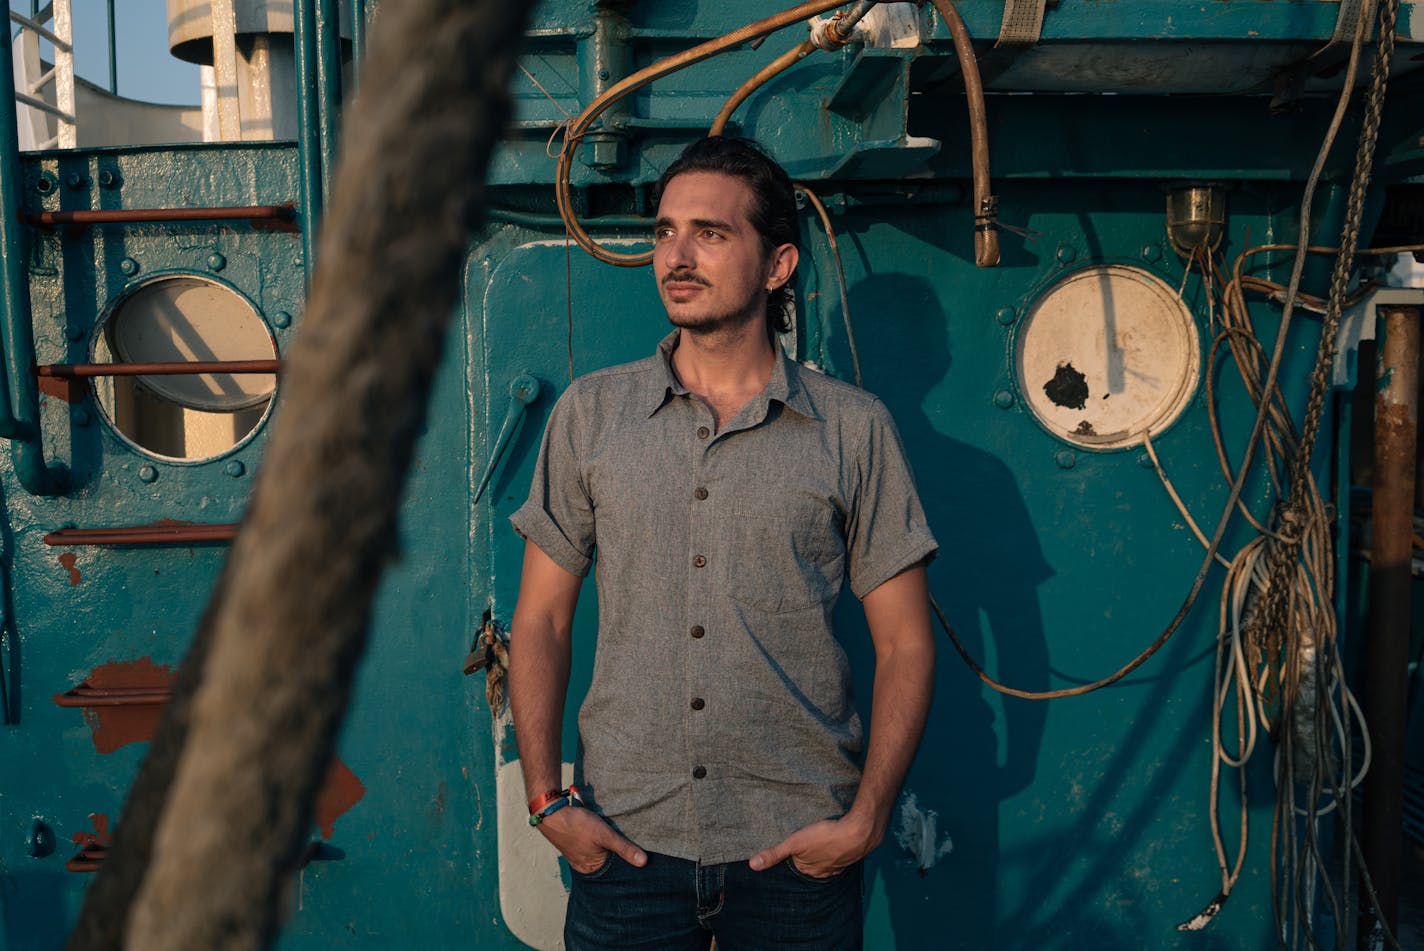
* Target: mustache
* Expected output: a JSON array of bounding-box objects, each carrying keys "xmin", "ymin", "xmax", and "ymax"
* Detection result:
[{"xmin": 662, "ymin": 271, "xmax": 710, "ymax": 287}]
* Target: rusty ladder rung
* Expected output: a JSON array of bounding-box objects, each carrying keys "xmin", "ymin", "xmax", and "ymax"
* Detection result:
[
  {"xmin": 25, "ymin": 204, "xmax": 297, "ymax": 228},
  {"xmin": 44, "ymin": 524, "xmax": 238, "ymax": 546},
  {"xmin": 37, "ymin": 360, "xmax": 281, "ymax": 379}
]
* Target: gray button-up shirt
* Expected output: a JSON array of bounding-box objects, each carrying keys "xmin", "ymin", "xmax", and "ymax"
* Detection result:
[{"xmin": 511, "ymin": 332, "xmax": 937, "ymax": 864}]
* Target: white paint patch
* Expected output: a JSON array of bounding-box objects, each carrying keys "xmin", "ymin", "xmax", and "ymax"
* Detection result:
[
  {"xmin": 494, "ymin": 713, "xmax": 573, "ymax": 951},
  {"xmin": 894, "ymin": 793, "xmax": 954, "ymax": 873}
]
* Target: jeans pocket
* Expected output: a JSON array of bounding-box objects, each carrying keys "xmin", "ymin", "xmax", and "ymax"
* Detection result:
[
  {"xmin": 569, "ymin": 851, "xmax": 615, "ymax": 880},
  {"xmin": 783, "ymin": 856, "xmax": 849, "ymax": 884}
]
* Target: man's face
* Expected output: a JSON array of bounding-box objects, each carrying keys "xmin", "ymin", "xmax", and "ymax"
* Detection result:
[{"xmin": 652, "ymin": 171, "xmax": 789, "ymax": 335}]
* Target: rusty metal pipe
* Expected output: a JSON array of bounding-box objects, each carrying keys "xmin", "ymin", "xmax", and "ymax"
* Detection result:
[
  {"xmin": 25, "ymin": 205, "xmax": 296, "ymax": 227},
  {"xmin": 38, "ymin": 360, "xmax": 281, "ymax": 378},
  {"xmin": 928, "ymin": 0, "xmax": 999, "ymax": 267},
  {"xmin": 44, "ymin": 524, "xmax": 238, "ymax": 546},
  {"xmin": 710, "ymin": 38, "xmax": 816, "ymax": 136},
  {"xmin": 1358, "ymin": 304, "xmax": 1418, "ymax": 946}
]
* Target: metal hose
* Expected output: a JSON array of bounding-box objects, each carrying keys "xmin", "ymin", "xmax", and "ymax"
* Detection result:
[{"xmin": 927, "ymin": 0, "xmax": 999, "ymax": 267}]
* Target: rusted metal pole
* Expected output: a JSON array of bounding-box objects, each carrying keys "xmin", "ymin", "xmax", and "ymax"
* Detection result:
[
  {"xmin": 1359, "ymin": 305, "xmax": 1418, "ymax": 948},
  {"xmin": 25, "ymin": 205, "xmax": 296, "ymax": 227},
  {"xmin": 38, "ymin": 360, "xmax": 281, "ymax": 378}
]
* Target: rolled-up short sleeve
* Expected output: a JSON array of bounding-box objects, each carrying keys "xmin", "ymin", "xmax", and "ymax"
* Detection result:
[
  {"xmin": 845, "ymin": 398, "xmax": 938, "ymax": 599},
  {"xmin": 509, "ymin": 388, "xmax": 596, "ymax": 578}
]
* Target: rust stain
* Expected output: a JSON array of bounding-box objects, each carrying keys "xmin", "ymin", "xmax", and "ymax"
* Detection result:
[
  {"xmin": 58, "ymin": 551, "xmax": 80, "ymax": 586},
  {"xmin": 73, "ymin": 813, "xmax": 111, "ymax": 849},
  {"xmin": 60, "ymin": 659, "xmax": 366, "ymax": 837},
  {"xmin": 1074, "ymin": 420, "xmax": 1097, "ymax": 436},
  {"xmin": 314, "ymin": 757, "xmax": 367, "ymax": 840},
  {"xmin": 37, "ymin": 375, "xmax": 83, "ymax": 403},
  {"xmin": 78, "ymin": 658, "xmax": 174, "ymax": 753}
]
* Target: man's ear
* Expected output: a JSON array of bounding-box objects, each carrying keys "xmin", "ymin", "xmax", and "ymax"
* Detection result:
[{"xmin": 766, "ymin": 243, "xmax": 798, "ymax": 291}]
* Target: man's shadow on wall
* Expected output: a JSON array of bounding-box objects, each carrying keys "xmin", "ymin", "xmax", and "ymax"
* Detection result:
[{"xmin": 832, "ymin": 273, "xmax": 1052, "ymax": 949}]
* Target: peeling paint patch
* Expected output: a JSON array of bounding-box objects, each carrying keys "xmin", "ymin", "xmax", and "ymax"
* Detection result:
[
  {"xmin": 75, "ymin": 658, "xmax": 174, "ymax": 753},
  {"xmin": 58, "ymin": 552, "xmax": 80, "ymax": 586},
  {"xmin": 37, "ymin": 375, "xmax": 83, "ymax": 403},
  {"xmin": 314, "ymin": 757, "xmax": 366, "ymax": 840},
  {"xmin": 1044, "ymin": 362, "xmax": 1089, "ymax": 410},
  {"xmin": 1073, "ymin": 420, "xmax": 1096, "ymax": 436},
  {"xmin": 894, "ymin": 792, "xmax": 953, "ymax": 875}
]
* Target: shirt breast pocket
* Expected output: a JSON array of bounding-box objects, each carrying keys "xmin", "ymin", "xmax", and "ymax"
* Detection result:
[{"xmin": 725, "ymin": 504, "xmax": 845, "ymax": 614}]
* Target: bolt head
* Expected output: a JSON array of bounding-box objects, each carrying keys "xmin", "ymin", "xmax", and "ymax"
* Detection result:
[
  {"xmin": 65, "ymin": 324, "xmax": 84, "ymax": 341},
  {"xmin": 587, "ymin": 136, "xmax": 623, "ymax": 168},
  {"xmin": 1140, "ymin": 243, "xmax": 1161, "ymax": 262},
  {"xmin": 995, "ymin": 307, "xmax": 1017, "ymax": 326},
  {"xmin": 273, "ymin": 311, "xmax": 292, "ymax": 329},
  {"xmin": 119, "ymin": 257, "xmax": 138, "ymax": 277},
  {"xmin": 993, "ymin": 389, "xmax": 1015, "ymax": 409},
  {"xmin": 70, "ymin": 407, "xmax": 90, "ymax": 426},
  {"xmin": 225, "ymin": 460, "xmax": 246, "ymax": 478},
  {"xmin": 64, "ymin": 172, "xmax": 83, "ymax": 189},
  {"xmin": 97, "ymin": 170, "xmax": 119, "ymax": 189},
  {"xmin": 137, "ymin": 465, "xmax": 158, "ymax": 484},
  {"xmin": 1138, "ymin": 452, "xmax": 1155, "ymax": 469},
  {"xmin": 1056, "ymin": 244, "xmax": 1077, "ymax": 264},
  {"xmin": 206, "ymin": 253, "xmax": 226, "ymax": 272},
  {"xmin": 1054, "ymin": 449, "xmax": 1077, "ymax": 469}
]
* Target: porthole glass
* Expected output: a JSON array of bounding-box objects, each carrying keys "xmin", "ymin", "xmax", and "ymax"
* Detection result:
[
  {"xmin": 91, "ymin": 276, "xmax": 277, "ymax": 460},
  {"xmin": 1016, "ymin": 265, "xmax": 1200, "ymax": 450}
]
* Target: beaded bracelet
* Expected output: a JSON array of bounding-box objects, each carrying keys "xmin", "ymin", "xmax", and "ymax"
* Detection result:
[{"xmin": 528, "ymin": 784, "xmax": 583, "ymax": 827}]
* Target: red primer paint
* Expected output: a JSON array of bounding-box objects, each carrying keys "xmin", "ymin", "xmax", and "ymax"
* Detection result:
[
  {"xmin": 73, "ymin": 813, "xmax": 111, "ymax": 849},
  {"xmin": 36, "ymin": 375, "xmax": 83, "ymax": 403},
  {"xmin": 314, "ymin": 757, "xmax": 367, "ymax": 840},
  {"xmin": 61, "ymin": 659, "xmax": 367, "ymax": 837},
  {"xmin": 58, "ymin": 552, "xmax": 80, "ymax": 586},
  {"xmin": 79, "ymin": 658, "xmax": 174, "ymax": 753}
]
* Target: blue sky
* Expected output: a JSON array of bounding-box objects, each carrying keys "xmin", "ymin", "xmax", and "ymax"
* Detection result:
[{"xmin": 67, "ymin": 0, "xmax": 200, "ymax": 105}]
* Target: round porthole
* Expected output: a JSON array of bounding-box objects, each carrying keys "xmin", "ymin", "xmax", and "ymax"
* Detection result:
[
  {"xmin": 1015, "ymin": 264, "xmax": 1200, "ymax": 450},
  {"xmin": 91, "ymin": 276, "xmax": 278, "ymax": 460}
]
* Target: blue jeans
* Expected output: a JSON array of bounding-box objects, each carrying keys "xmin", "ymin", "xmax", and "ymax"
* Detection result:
[{"xmin": 564, "ymin": 850, "xmax": 863, "ymax": 951}]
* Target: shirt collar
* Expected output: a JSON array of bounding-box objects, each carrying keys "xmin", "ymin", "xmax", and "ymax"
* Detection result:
[{"xmin": 644, "ymin": 330, "xmax": 818, "ymax": 421}]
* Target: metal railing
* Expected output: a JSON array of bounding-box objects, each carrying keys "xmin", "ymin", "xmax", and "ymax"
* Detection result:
[{"xmin": 10, "ymin": 0, "xmax": 74, "ymax": 149}]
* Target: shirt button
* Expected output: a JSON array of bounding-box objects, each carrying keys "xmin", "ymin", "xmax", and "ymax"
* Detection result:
[
  {"xmin": 697, "ymin": 426, "xmax": 710, "ymax": 439},
  {"xmin": 690, "ymin": 625, "xmax": 705, "ymax": 638},
  {"xmin": 692, "ymin": 765, "xmax": 707, "ymax": 779},
  {"xmin": 694, "ymin": 487, "xmax": 708, "ymax": 500},
  {"xmin": 690, "ymin": 697, "xmax": 705, "ymax": 711},
  {"xmin": 693, "ymin": 554, "xmax": 706, "ymax": 568}
]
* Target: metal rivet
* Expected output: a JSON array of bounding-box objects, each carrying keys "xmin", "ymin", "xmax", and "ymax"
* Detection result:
[
  {"xmin": 1140, "ymin": 243, "xmax": 1161, "ymax": 262},
  {"xmin": 63, "ymin": 172, "xmax": 83, "ymax": 190},
  {"xmin": 206, "ymin": 252, "xmax": 226, "ymax": 272},
  {"xmin": 993, "ymin": 390, "xmax": 1015, "ymax": 409},
  {"xmin": 996, "ymin": 307, "xmax": 1017, "ymax": 326},
  {"xmin": 1138, "ymin": 453, "xmax": 1155, "ymax": 469},
  {"xmin": 137, "ymin": 465, "xmax": 158, "ymax": 483},
  {"xmin": 97, "ymin": 170, "xmax": 119, "ymax": 189},
  {"xmin": 273, "ymin": 310, "xmax": 292, "ymax": 329},
  {"xmin": 1056, "ymin": 244, "xmax": 1077, "ymax": 264},
  {"xmin": 70, "ymin": 407, "xmax": 90, "ymax": 427},
  {"xmin": 65, "ymin": 324, "xmax": 84, "ymax": 341},
  {"xmin": 598, "ymin": 68, "xmax": 610, "ymax": 81},
  {"xmin": 119, "ymin": 257, "xmax": 138, "ymax": 276},
  {"xmin": 1054, "ymin": 450, "xmax": 1077, "ymax": 469},
  {"xmin": 225, "ymin": 460, "xmax": 246, "ymax": 478}
]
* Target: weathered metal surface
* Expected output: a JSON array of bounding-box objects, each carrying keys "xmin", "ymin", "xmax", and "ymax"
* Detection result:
[
  {"xmin": 2, "ymin": 1, "xmax": 1423, "ymax": 948},
  {"xmin": 1360, "ymin": 306, "xmax": 1420, "ymax": 944}
]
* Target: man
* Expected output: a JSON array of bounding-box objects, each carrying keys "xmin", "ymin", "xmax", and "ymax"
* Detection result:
[{"xmin": 507, "ymin": 136, "xmax": 937, "ymax": 950}]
